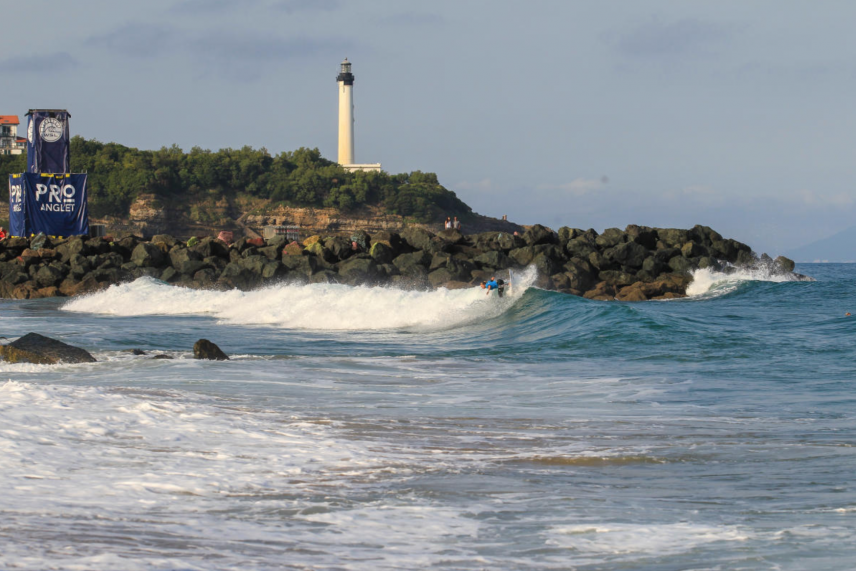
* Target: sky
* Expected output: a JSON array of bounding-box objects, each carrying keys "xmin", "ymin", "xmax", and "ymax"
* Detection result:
[{"xmin": 2, "ymin": 0, "xmax": 855, "ymax": 255}]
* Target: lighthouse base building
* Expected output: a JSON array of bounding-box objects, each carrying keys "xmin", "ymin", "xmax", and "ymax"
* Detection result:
[{"xmin": 337, "ymin": 59, "xmax": 381, "ymax": 173}]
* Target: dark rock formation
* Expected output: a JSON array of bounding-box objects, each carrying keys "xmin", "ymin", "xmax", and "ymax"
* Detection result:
[
  {"xmin": 0, "ymin": 333, "xmax": 96, "ymax": 364},
  {"xmin": 0, "ymin": 223, "xmax": 802, "ymax": 301},
  {"xmin": 193, "ymin": 339, "xmax": 229, "ymax": 361}
]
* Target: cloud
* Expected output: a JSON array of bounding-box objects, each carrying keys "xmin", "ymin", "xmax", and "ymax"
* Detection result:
[
  {"xmin": 537, "ymin": 177, "xmax": 608, "ymax": 196},
  {"xmin": 170, "ymin": 0, "xmax": 257, "ymax": 14},
  {"xmin": 85, "ymin": 22, "xmax": 353, "ymax": 80},
  {"xmin": 608, "ymin": 17, "xmax": 732, "ymax": 58},
  {"xmin": 187, "ymin": 32, "xmax": 355, "ymax": 79},
  {"xmin": 85, "ymin": 23, "xmax": 176, "ymax": 58},
  {"xmin": 273, "ymin": 0, "xmax": 341, "ymax": 14},
  {"xmin": 0, "ymin": 52, "xmax": 79, "ymax": 73},
  {"xmin": 381, "ymin": 12, "xmax": 445, "ymax": 27}
]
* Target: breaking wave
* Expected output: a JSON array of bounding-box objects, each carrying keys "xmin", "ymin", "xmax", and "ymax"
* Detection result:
[
  {"xmin": 687, "ymin": 265, "xmax": 814, "ymax": 298},
  {"xmin": 62, "ymin": 267, "xmax": 537, "ymax": 331}
]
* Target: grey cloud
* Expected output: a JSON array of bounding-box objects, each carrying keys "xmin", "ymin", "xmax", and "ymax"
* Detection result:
[
  {"xmin": 0, "ymin": 52, "xmax": 79, "ymax": 73},
  {"xmin": 170, "ymin": 0, "xmax": 257, "ymax": 14},
  {"xmin": 85, "ymin": 23, "xmax": 176, "ymax": 58},
  {"xmin": 611, "ymin": 17, "xmax": 732, "ymax": 57},
  {"xmin": 188, "ymin": 33, "xmax": 355, "ymax": 79},
  {"xmin": 381, "ymin": 12, "xmax": 445, "ymax": 27},
  {"xmin": 273, "ymin": 0, "xmax": 341, "ymax": 14}
]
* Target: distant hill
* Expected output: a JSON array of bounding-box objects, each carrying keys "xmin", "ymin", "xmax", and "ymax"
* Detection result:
[{"xmin": 787, "ymin": 225, "xmax": 856, "ymax": 262}]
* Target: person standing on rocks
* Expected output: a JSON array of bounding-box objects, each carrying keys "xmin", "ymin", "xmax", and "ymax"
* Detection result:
[
  {"xmin": 445, "ymin": 217, "xmax": 452, "ymax": 230},
  {"xmin": 453, "ymin": 217, "xmax": 461, "ymax": 231}
]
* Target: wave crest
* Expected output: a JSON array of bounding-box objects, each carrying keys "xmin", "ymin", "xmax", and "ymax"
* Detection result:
[
  {"xmin": 62, "ymin": 268, "xmax": 536, "ymax": 331},
  {"xmin": 687, "ymin": 265, "xmax": 813, "ymax": 298}
]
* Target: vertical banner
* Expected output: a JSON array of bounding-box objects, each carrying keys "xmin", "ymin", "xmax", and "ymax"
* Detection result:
[
  {"xmin": 8, "ymin": 174, "xmax": 28, "ymax": 237},
  {"xmin": 21, "ymin": 173, "xmax": 89, "ymax": 237},
  {"xmin": 26, "ymin": 110, "xmax": 71, "ymax": 174}
]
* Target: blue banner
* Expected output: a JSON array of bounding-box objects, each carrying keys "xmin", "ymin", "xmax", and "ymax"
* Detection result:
[
  {"xmin": 21, "ymin": 173, "xmax": 89, "ymax": 237},
  {"xmin": 26, "ymin": 110, "xmax": 71, "ymax": 174},
  {"xmin": 8, "ymin": 174, "xmax": 28, "ymax": 237}
]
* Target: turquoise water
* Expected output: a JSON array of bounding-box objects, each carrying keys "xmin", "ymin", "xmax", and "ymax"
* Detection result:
[{"xmin": 1, "ymin": 264, "xmax": 854, "ymax": 570}]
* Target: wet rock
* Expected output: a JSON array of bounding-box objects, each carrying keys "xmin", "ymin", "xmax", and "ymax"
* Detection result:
[
  {"xmin": 338, "ymin": 256, "xmax": 380, "ymax": 285},
  {"xmin": 0, "ymin": 332, "xmax": 96, "ymax": 364},
  {"xmin": 775, "ymin": 255, "xmax": 796, "ymax": 272},
  {"xmin": 131, "ymin": 243, "xmax": 167, "ymax": 267},
  {"xmin": 369, "ymin": 242, "xmax": 395, "ymax": 264},
  {"xmin": 193, "ymin": 339, "xmax": 229, "ymax": 361},
  {"xmin": 152, "ymin": 354, "xmax": 174, "ymax": 360}
]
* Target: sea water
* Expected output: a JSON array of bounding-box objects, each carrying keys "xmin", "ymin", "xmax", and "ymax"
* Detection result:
[{"xmin": 1, "ymin": 264, "xmax": 854, "ymax": 570}]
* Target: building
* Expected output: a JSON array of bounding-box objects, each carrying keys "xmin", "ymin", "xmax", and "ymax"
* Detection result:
[
  {"xmin": 336, "ymin": 59, "xmax": 381, "ymax": 173},
  {"xmin": 0, "ymin": 115, "xmax": 25, "ymax": 155}
]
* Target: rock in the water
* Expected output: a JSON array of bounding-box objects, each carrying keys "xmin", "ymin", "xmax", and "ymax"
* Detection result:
[
  {"xmin": 152, "ymin": 354, "xmax": 174, "ymax": 360},
  {"xmin": 0, "ymin": 332, "xmax": 96, "ymax": 364},
  {"xmin": 775, "ymin": 255, "xmax": 796, "ymax": 272},
  {"xmin": 193, "ymin": 339, "xmax": 229, "ymax": 361}
]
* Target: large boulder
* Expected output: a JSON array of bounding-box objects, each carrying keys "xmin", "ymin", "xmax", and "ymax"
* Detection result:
[
  {"xmin": 436, "ymin": 228, "xmax": 465, "ymax": 245},
  {"xmin": 595, "ymin": 228, "xmax": 626, "ymax": 248},
  {"xmin": 131, "ymin": 243, "xmax": 167, "ymax": 268},
  {"xmin": 393, "ymin": 251, "xmax": 431, "ymax": 276},
  {"xmin": 34, "ymin": 264, "xmax": 65, "ymax": 288},
  {"xmin": 56, "ymin": 237, "xmax": 86, "ymax": 263},
  {"xmin": 169, "ymin": 247, "xmax": 203, "ymax": 270},
  {"xmin": 657, "ymin": 228, "xmax": 690, "ymax": 249},
  {"xmin": 400, "ymin": 227, "xmax": 435, "ymax": 251},
  {"xmin": 369, "ymin": 242, "xmax": 395, "ymax": 264},
  {"xmin": 775, "ymin": 256, "xmax": 795, "ymax": 272},
  {"xmin": 193, "ymin": 339, "xmax": 229, "ymax": 361},
  {"xmin": 522, "ymin": 224, "xmax": 558, "ymax": 246},
  {"xmin": 607, "ymin": 241, "xmax": 648, "ymax": 269},
  {"xmin": 565, "ymin": 235, "xmax": 597, "ymax": 259},
  {"xmin": 474, "ymin": 250, "xmax": 510, "ymax": 269},
  {"xmin": 625, "ymin": 225, "xmax": 658, "ymax": 249},
  {"xmin": 324, "ymin": 236, "xmax": 355, "ymax": 260},
  {"xmin": 668, "ymin": 256, "xmax": 695, "ymax": 274},
  {"xmin": 681, "ymin": 241, "xmax": 708, "ymax": 259},
  {"xmin": 337, "ymin": 256, "xmax": 380, "ymax": 285},
  {"xmin": 191, "ymin": 237, "xmax": 230, "ymax": 260},
  {"xmin": 0, "ymin": 332, "xmax": 96, "ymax": 364}
]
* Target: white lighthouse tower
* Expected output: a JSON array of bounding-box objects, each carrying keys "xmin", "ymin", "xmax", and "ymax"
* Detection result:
[{"xmin": 336, "ymin": 59, "xmax": 381, "ymax": 173}]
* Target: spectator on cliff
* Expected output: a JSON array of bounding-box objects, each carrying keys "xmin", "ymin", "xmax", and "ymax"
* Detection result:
[
  {"xmin": 444, "ymin": 217, "xmax": 452, "ymax": 230},
  {"xmin": 453, "ymin": 217, "xmax": 461, "ymax": 231},
  {"xmin": 0, "ymin": 227, "xmax": 6, "ymax": 241}
]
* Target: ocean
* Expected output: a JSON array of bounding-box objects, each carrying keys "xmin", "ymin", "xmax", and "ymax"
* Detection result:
[{"xmin": 1, "ymin": 263, "xmax": 854, "ymax": 570}]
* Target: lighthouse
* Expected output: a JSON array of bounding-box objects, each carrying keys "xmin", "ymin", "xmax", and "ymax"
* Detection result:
[{"xmin": 336, "ymin": 59, "xmax": 381, "ymax": 173}]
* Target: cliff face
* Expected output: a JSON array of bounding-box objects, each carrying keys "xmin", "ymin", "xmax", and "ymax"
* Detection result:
[{"xmin": 94, "ymin": 194, "xmax": 523, "ymax": 239}]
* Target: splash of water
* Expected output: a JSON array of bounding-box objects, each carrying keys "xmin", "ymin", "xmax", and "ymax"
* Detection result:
[
  {"xmin": 687, "ymin": 265, "xmax": 812, "ymax": 298},
  {"xmin": 62, "ymin": 268, "xmax": 537, "ymax": 331}
]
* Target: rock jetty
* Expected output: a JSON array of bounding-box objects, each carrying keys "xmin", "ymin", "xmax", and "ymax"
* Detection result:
[{"xmin": 0, "ymin": 224, "xmax": 797, "ymax": 301}]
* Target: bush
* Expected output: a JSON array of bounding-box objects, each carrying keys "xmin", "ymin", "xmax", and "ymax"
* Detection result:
[{"xmin": 0, "ymin": 138, "xmax": 470, "ymax": 223}]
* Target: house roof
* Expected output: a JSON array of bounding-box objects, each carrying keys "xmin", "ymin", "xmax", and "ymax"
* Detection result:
[
  {"xmin": 0, "ymin": 115, "xmax": 20, "ymax": 126},
  {"xmin": 16, "ymin": 137, "xmax": 26, "ymax": 143}
]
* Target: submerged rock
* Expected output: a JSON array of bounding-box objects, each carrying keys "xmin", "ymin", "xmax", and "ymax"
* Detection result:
[
  {"xmin": 0, "ymin": 332, "xmax": 96, "ymax": 364},
  {"xmin": 193, "ymin": 339, "xmax": 229, "ymax": 361}
]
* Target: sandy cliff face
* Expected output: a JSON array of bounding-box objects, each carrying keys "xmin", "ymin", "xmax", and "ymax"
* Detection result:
[{"xmin": 95, "ymin": 194, "xmax": 522, "ymax": 239}]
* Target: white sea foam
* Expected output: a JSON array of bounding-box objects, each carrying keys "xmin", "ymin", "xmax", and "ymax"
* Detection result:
[
  {"xmin": 0, "ymin": 379, "xmax": 484, "ymax": 569},
  {"xmin": 62, "ymin": 267, "xmax": 536, "ymax": 331},
  {"xmin": 686, "ymin": 265, "xmax": 811, "ymax": 297},
  {"xmin": 547, "ymin": 522, "xmax": 750, "ymax": 558}
]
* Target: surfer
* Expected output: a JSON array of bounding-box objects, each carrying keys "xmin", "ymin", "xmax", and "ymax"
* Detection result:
[{"xmin": 482, "ymin": 277, "xmax": 506, "ymax": 297}]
